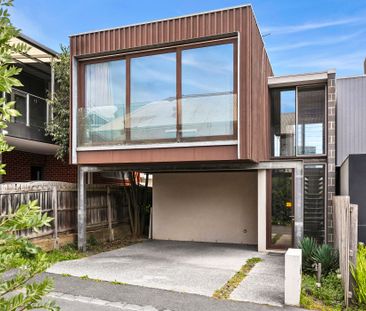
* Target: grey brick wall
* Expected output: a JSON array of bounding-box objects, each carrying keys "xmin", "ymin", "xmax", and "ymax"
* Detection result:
[{"xmin": 327, "ymin": 72, "xmax": 336, "ymax": 243}]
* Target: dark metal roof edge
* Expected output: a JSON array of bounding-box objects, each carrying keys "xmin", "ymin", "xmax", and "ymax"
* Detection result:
[{"xmin": 18, "ymin": 33, "xmax": 58, "ymax": 57}]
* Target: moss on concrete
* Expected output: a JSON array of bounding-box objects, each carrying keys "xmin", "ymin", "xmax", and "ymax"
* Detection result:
[{"xmin": 212, "ymin": 257, "xmax": 262, "ymax": 300}]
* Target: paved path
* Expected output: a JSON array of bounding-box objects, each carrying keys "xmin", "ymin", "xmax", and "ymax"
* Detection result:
[
  {"xmin": 231, "ymin": 253, "xmax": 285, "ymax": 307},
  {"xmin": 39, "ymin": 273, "xmax": 302, "ymax": 311}
]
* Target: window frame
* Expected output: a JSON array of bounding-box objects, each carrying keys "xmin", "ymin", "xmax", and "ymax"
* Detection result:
[
  {"xmin": 77, "ymin": 37, "xmax": 238, "ymax": 147},
  {"xmin": 303, "ymin": 162, "xmax": 327, "ymax": 244},
  {"xmin": 270, "ymin": 83, "xmax": 327, "ymax": 159}
]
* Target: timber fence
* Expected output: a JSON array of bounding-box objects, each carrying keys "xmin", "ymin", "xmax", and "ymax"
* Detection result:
[
  {"xmin": 0, "ymin": 181, "xmax": 129, "ymax": 241},
  {"xmin": 333, "ymin": 195, "xmax": 358, "ymax": 307}
]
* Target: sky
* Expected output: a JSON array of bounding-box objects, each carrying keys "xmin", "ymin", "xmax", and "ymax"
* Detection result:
[{"xmin": 9, "ymin": 0, "xmax": 366, "ymax": 77}]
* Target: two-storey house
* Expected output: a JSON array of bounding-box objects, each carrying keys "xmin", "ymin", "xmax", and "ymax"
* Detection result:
[
  {"xmin": 1, "ymin": 34, "xmax": 77, "ymax": 183},
  {"xmin": 70, "ymin": 5, "xmax": 336, "ymax": 251}
]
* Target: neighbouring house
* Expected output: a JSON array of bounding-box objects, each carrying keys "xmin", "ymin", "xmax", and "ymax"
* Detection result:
[
  {"xmin": 1, "ymin": 34, "xmax": 77, "ymax": 183},
  {"xmin": 70, "ymin": 4, "xmax": 335, "ymax": 251},
  {"xmin": 337, "ymin": 71, "xmax": 366, "ymax": 242}
]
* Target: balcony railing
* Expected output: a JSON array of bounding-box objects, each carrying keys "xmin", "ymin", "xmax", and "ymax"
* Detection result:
[
  {"xmin": 10, "ymin": 88, "xmax": 49, "ymax": 129},
  {"xmin": 77, "ymin": 92, "xmax": 237, "ymax": 147}
]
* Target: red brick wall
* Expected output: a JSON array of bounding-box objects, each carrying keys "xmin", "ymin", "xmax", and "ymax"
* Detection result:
[{"xmin": 2, "ymin": 150, "xmax": 77, "ymax": 183}]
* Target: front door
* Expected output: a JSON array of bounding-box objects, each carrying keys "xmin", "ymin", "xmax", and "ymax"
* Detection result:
[{"xmin": 267, "ymin": 169, "xmax": 294, "ymax": 249}]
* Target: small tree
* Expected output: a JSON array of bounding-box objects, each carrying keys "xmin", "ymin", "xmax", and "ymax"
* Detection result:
[
  {"xmin": 45, "ymin": 46, "xmax": 70, "ymax": 161},
  {"xmin": 0, "ymin": 0, "xmax": 58, "ymax": 309}
]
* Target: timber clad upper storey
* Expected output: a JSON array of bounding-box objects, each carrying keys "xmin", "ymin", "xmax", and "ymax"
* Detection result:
[{"xmin": 70, "ymin": 5, "xmax": 273, "ymax": 164}]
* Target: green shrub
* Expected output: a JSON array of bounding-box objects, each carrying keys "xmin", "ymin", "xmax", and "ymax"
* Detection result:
[
  {"xmin": 351, "ymin": 243, "xmax": 366, "ymax": 306},
  {"xmin": 299, "ymin": 237, "xmax": 318, "ymax": 273},
  {"xmin": 313, "ymin": 244, "xmax": 339, "ymax": 276},
  {"xmin": 301, "ymin": 273, "xmax": 344, "ymax": 310},
  {"xmin": 299, "ymin": 237, "xmax": 339, "ymax": 276}
]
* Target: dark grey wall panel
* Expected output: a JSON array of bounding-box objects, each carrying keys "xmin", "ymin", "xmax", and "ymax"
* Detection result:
[
  {"xmin": 337, "ymin": 76, "xmax": 366, "ymax": 166},
  {"xmin": 342, "ymin": 154, "xmax": 366, "ymax": 242}
]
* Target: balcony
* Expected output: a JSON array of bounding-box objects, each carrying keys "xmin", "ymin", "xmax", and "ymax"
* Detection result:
[
  {"xmin": 6, "ymin": 88, "xmax": 52, "ymax": 144},
  {"xmin": 77, "ymin": 92, "xmax": 237, "ymax": 148}
]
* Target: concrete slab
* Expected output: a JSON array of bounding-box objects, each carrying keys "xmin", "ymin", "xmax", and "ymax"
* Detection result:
[
  {"xmin": 48, "ymin": 240, "xmax": 284, "ymax": 307},
  {"xmin": 231, "ymin": 253, "xmax": 285, "ymax": 307},
  {"xmin": 48, "ymin": 240, "xmax": 262, "ymax": 297}
]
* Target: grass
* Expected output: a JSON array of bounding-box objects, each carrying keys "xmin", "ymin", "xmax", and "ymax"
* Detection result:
[
  {"xmin": 45, "ymin": 237, "xmax": 142, "ymax": 265},
  {"xmin": 45, "ymin": 244, "xmax": 85, "ymax": 264},
  {"xmin": 300, "ymin": 273, "xmax": 344, "ymax": 311},
  {"xmin": 212, "ymin": 257, "xmax": 262, "ymax": 300}
]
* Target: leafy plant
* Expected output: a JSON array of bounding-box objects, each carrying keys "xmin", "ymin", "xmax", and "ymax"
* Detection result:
[
  {"xmin": 313, "ymin": 244, "xmax": 339, "ymax": 276},
  {"xmin": 351, "ymin": 243, "xmax": 366, "ymax": 306},
  {"xmin": 299, "ymin": 237, "xmax": 318, "ymax": 273},
  {"xmin": 299, "ymin": 237, "xmax": 339, "ymax": 276},
  {"xmin": 45, "ymin": 45, "xmax": 70, "ymax": 160},
  {"xmin": 0, "ymin": 0, "xmax": 59, "ymax": 309}
]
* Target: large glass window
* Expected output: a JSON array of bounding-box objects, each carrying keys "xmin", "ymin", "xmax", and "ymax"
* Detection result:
[
  {"xmin": 181, "ymin": 44, "xmax": 235, "ymax": 139},
  {"xmin": 271, "ymin": 86, "xmax": 325, "ymax": 157},
  {"xmin": 79, "ymin": 41, "xmax": 237, "ymax": 147},
  {"xmin": 304, "ymin": 164, "xmax": 325, "ymax": 243},
  {"xmin": 80, "ymin": 60, "xmax": 126, "ymax": 146},
  {"xmin": 297, "ymin": 86, "xmax": 325, "ymax": 155},
  {"xmin": 271, "ymin": 89, "xmax": 296, "ymax": 157},
  {"xmin": 130, "ymin": 53, "xmax": 176, "ymax": 142}
]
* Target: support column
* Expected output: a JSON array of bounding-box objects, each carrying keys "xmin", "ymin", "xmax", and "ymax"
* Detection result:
[
  {"xmin": 257, "ymin": 169, "xmax": 267, "ymax": 252},
  {"xmin": 78, "ymin": 166, "xmax": 87, "ymax": 251},
  {"xmin": 294, "ymin": 165, "xmax": 304, "ymax": 247}
]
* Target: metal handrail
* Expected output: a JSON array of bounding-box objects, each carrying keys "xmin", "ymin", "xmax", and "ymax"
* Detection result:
[
  {"xmin": 12, "ymin": 87, "xmax": 47, "ymax": 101},
  {"xmin": 11, "ymin": 87, "xmax": 49, "ymax": 127}
]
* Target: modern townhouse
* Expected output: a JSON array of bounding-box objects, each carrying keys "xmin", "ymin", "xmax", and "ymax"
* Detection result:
[{"xmin": 70, "ymin": 5, "xmax": 336, "ymax": 251}]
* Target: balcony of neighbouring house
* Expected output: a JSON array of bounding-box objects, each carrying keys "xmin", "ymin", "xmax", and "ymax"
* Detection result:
[{"xmin": 5, "ymin": 87, "xmax": 58, "ymax": 155}]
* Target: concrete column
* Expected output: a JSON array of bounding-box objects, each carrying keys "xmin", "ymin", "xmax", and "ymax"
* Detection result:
[
  {"xmin": 77, "ymin": 166, "xmax": 87, "ymax": 251},
  {"xmin": 294, "ymin": 165, "xmax": 304, "ymax": 247},
  {"xmin": 285, "ymin": 248, "xmax": 302, "ymax": 306},
  {"xmin": 257, "ymin": 169, "xmax": 267, "ymax": 252}
]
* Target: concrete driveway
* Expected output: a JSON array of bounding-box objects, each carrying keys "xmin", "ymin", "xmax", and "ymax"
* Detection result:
[{"xmin": 47, "ymin": 240, "xmax": 285, "ymax": 306}]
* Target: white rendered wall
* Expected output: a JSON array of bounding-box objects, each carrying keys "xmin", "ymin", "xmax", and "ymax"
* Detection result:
[{"xmin": 153, "ymin": 171, "xmax": 258, "ymax": 244}]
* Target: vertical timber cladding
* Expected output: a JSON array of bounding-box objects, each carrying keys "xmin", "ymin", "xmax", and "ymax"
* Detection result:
[{"xmin": 70, "ymin": 5, "xmax": 273, "ymax": 163}]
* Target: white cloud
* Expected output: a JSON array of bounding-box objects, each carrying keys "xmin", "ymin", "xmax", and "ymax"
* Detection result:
[
  {"xmin": 262, "ymin": 17, "xmax": 361, "ymax": 35},
  {"xmin": 275, "ymin": 51, "xmax": 365, "ymax": 72},
  {"xmin": 267, "ymin": 31, "xmax": 365, "ymax": 52}
]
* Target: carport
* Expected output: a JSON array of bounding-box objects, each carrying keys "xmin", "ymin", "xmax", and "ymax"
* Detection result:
[{"xmin": 76, "ymin": 160, "xmax": 304, "ymax": 252}]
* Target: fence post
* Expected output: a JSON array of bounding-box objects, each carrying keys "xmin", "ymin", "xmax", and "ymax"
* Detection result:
[
  {"xmin": 107, "ymin": 186, "xmax": 114, "ymax": 242},
  {"xmin": 333, "ymin": 196, "xmax": 358, "ymax": 307},
  {"xmin": 52, "ymin": 186, "xmax": 59, "ymax": 249}
]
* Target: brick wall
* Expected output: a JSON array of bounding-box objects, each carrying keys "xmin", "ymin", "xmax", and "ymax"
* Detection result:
[
  {"xmin": 327, "ymin": 72, "xmax": 336, "ymax": 243},
  {"xmin": 2, "ymin": 150, "xmax": 77, "ymax": 183}
]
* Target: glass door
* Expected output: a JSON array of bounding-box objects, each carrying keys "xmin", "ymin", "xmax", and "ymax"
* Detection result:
[{"xmin": 268, "ymin": 169, "xmax": 294, "ymax": 249}]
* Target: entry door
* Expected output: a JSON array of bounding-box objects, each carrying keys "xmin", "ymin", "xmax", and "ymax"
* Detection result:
[{"xmin": 267, "ymin": 169, "xmax": 294, "ymax": 249}]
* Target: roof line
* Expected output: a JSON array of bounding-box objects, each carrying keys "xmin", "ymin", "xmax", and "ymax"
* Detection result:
[
  {"xmin": 19, "ymin": 33, "xmax": 58, "ymax": 57},
  {"xmin": 69, "ymin": 3, "xmax": 252, "ymax": 37},
  {"xmin": 337, "ymin": 74, "xmax": 366, "ymax": 80},
  {"xmin": 269, "ymin": 70, "xmax": 331, "ymax": 79}
]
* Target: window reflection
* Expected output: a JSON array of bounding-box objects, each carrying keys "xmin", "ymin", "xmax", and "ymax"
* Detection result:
[
  {"xmin": 181, "ymin": 44, "xmax": 235, "ymax": 139},
  {"xmin": 297, "ymin": 86, "xmax": 325, "ymax": 155},
  {"xmin": 271, "ymin": 89, "xmax": 296, "ymax": 157},
  {"xmin": 130, "ymin": 53, "xmax": 176, "ymax": 141}
]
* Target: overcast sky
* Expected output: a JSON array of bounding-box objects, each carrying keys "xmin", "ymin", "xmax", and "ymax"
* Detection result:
[{"xmin": 10, "ymin": 0, "xmax": 366, "ymax": 77}]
